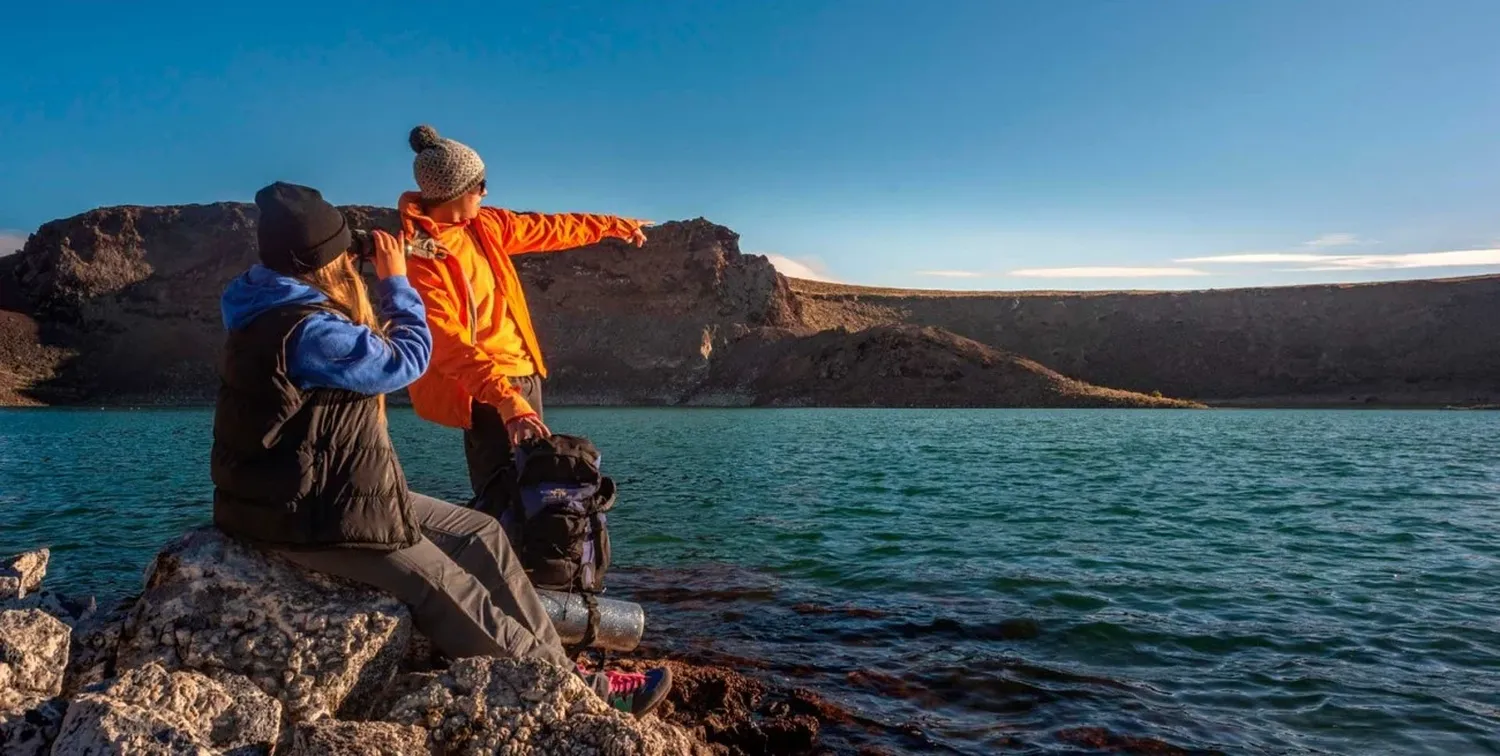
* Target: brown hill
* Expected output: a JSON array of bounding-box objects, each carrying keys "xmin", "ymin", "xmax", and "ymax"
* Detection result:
[
  {"xmin": 7, "ymin": 203, "xmax": 1166, "ymax": 408},
  {"xmin": 701, "ymin": 324, "xmax": 1198, "ymax": 408},
  {"xmin": 2, "ymin": 201, "xmax": 1491, "ymax": 408},
  {"xmin": 0, "ymin": 205, "xmax": 806, "ymax": 406},
  {"xmin": 789, "ymin": 277, "xmax": 1500, "ymax": 407}
]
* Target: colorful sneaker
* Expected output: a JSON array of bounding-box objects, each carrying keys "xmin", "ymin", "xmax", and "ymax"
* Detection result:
[{"xmin": 590, "ymin": 667, "xmax": 673, "ymax": 718}]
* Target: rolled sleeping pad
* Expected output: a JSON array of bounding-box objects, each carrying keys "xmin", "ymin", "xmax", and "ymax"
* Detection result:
[{"xmin": 536, "ymin": 590, "xmax": 645, "ymax": 652}]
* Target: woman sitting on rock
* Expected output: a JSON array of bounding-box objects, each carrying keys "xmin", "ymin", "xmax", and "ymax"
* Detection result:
[{"xmin": 209, "ymin": 181, "xmax": 671, "ymax": 717}]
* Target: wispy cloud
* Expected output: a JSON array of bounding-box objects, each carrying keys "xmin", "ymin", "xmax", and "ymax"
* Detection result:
[
  {"xmin": 1284, "ymin": 249, "xmax": 1500, "ymax": 271},
  {"xmin": 916, "ymin": 270, "xmax": 986, "ymax": 278},
  {"xmin": 1303, "ymin": 233, "xmax": 1365, "ymax": 249},
  {"xmin": 1181, "ymin": 248, "xmax": 1500, "ymax": 271},
  {"xmin": 1176, "ymin": 253, "xmax": 1333, "ymax": 264},
  {"xmin": 0, "ymin": 231, "xmax": 26, "ymax": 257},
  {"xmin": 1009, "ymin": 266, "xmax": 1209, "ymax": 278},
  {"xmin": 763, "ymin": 253, "xmax": 840, "ymax": 283}
]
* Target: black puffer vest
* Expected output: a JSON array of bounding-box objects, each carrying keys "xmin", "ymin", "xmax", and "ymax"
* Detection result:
[{"xmin": 211, "ymin": 303, "xmax": 420, "ymax": 551}]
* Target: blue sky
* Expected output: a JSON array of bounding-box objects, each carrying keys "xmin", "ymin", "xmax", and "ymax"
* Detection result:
[{"xmin": 3, "ymin": 0, "xmax": 1499, "ymax": 290}]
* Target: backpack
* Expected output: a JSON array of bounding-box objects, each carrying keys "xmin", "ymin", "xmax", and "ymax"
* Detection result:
[{"xmin": 502, "ymin": 434, "xmax": 615, "ymax": 598}]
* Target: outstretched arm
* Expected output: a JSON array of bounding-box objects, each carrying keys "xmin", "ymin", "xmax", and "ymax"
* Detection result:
[{"xmin": 488, "ymin": 207, "xmax": 649, "ymax": 255}]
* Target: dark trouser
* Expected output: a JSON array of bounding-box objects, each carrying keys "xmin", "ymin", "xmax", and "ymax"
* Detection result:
[
  {"xmin": 275, "ymin": 492, "xmax": 571, "ymax": 667},
  {"xmin": 464, "ymin": 375, "xmax": 543, "ymax": 520}
]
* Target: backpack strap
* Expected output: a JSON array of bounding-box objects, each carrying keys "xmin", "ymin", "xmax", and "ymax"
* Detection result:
[{"xmin": 589, "ymin": 477, "xmax": 617, "ymax": 514}]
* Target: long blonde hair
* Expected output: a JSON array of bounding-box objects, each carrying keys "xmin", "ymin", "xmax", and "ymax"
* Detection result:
[{"xmin": 302, "ymin": 255, "xmax": 387, "ymax": 414}]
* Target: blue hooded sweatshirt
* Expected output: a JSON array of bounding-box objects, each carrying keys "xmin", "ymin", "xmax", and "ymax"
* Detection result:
[{"xmin": 220, "ymin": 265, "xmax": 433, "ymax": 395}]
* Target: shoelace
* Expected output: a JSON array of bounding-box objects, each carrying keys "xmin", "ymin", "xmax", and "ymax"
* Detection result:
[{"xmin": 606, "ymin": 670, "xmax": 647, "ymax": 695}]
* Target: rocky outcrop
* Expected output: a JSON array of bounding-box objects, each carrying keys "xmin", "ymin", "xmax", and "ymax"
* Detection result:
[
  {"xmin": 65, "ymin": 596, "xmax": 133, "ymax": 695},
  {"xmin": 0, "ymin": 564, "xmax": 92, "ymax": 753},
  {"xmin": 703, "ymin": 324, "xmax": 1200, "ymax": 408},
  {"xmin": 790, "ymin": 276, "xmax": 1500, "ymax": 406},
  {"xmin": 1, "ymin": 536, "xmax": 791, "ymax": 755},
  {"xmin": 17, "ymin": 199, "xmax": 1489, "ymax": 407},
  {"xmin": 0, "ymin": 609, "xmax": 70, "ymax": 697},
  {"xmin": 0, "ymin": 204, "xmax": 804, "ymax": 407},
  {"xmin": 384, "ymin": 657, "xmax": 711, "ymax": 755},
  {"xmin": 2, "ymin": 548, "xmax": 98, "ymax": 630},
  {"xmin": 52, "ymin": 663, "xmax": 281, "ymax": 755},
  {"xmin": 0, "ymin": 602, "xmax": 72, "ymax": 755},
  {"xmin": 115, "ymin": 528, "xmax": 414, "ymax": 722},
  {"xmin": 1, "ymin": 202, "xmax": 1205, "ymax": 408},
  {"xmin": 0, "ymin": 692, "xmax": 67, "ymax": 756},
  {"xmin": 286, "ymin": 720, "xmax": 430, "ymax": 756},
  {"xmin": 0, "ymin": 549, "xmax": 49, "ymax": 600}
]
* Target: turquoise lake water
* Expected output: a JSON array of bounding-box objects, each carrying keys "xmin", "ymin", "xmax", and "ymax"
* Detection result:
[{"xmin": 1, "ymin": 407, "xmax": 1497, "ymax": 754}]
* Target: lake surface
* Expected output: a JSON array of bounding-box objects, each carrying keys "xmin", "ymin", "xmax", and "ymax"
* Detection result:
[{"xmin": 2, "ymin": 407, "xmax": 1497, "ymax": 754}]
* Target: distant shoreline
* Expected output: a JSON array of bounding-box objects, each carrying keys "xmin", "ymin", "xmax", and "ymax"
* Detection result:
[{"xmin": 5, "ymin": 207, "xmax": 1497, "ymax": 416}]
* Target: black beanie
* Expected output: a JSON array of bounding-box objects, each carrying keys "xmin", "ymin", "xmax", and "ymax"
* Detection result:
[{"xmin": 254, "ymin": 182, "xmax": 352, "ymax": 275}]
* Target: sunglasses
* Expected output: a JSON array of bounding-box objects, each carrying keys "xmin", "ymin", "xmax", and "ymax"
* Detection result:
[{"xmin": 474, "ymin": 179, "xmax": 487, "ymax": 195}]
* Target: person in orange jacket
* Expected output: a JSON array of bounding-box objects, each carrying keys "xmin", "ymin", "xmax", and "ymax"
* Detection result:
[{"xmin": 397, "ymin": 124, "xmax": 649, "ymax": 518}]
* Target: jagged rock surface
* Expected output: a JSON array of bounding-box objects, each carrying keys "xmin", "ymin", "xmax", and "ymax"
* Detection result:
[
  {"xmin": 287, "ymin": 719, "xmax": 431, "ymax": 755},
  {"xmin": 114, "ymin": 527, "xmax": 413, "ymax": 722},
  {"xmin": 51, "ymin": 662, "xmax": 281, "ymax": 755},
  {"xmin": 0, "ymin": 691, "xmax": 67, "ymax": 756},
  {"xmin": 0, "ymin": 554, "xmax": 78, "ymax": 755},
  {"xmin": 0, "ymin": 608, "xmax": 70, "ymax": 697},
  {"xmin": 383, "ymin": 657, "xmax": 711, "ymax": 756},
  {"xmin": 2, "ymin": 530, "xmax": 851, "ymax": 754},
  {"xmin": 0, "ymin": 549, "xmax": 48, "ymax": 600},
  {"xmin": 3, "ymin": 589, "xmax": 97, "ymax": 630},
  {"xmin": 64, "ymin": 595, "xmax": 134, "ymax": 695},
  {"xmin": 52, "ymin": 694, "xmax": 216, "ymax": 755}
]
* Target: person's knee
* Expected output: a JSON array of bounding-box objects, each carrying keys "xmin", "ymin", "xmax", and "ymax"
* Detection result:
[
  {"xmin": 473, "ymin": 512, "xmax": 502, "ymax": 539},
  {"xmin": 463, "ymin": 511, "xmax": 504, "ymax": 551}
]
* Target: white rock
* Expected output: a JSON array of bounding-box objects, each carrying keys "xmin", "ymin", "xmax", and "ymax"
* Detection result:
[
  {"xmin": 383, "ymin": 657, "xmax": 710, "ymax": 756},
  {"xmin": 0, "ymin": 608, "xmax": 69, "ymax": 697},
  {"xmin": 50, "ymin": 662, "xmax": 280, "ymax": 755},
  {"xmin": 0, "ymin": 549, "xmax": 48, "ymax": 601},
  {"xmin": 115, "ymin": 527, "xmax": 413, "ymax": 722}
]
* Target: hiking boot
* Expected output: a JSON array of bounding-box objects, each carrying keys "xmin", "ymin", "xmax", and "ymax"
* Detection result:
[{"xmin": 586, "ymin": 666, "xmax": 673, "ymax": 718}]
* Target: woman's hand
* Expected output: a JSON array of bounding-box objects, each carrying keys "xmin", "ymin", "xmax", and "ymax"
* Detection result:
[
  {"xmin": 372, "ymin": 230, "xmax": 407, "ymax": 280},
  {"xmin": 506, "ymin": 414, "xmax": 551, "ymax": 446}
]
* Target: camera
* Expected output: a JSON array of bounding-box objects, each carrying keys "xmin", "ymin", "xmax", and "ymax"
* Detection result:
[{"xmin": 348, "ymin": 229, "xmax": 374, "ymax": 261}]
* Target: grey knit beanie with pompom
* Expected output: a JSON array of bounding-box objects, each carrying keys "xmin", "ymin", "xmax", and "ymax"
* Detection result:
[{"xmin": 409, "ymin": 125, "xmax": 486, "ymax": 203}]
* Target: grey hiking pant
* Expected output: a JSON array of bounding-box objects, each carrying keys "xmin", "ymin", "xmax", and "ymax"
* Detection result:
[{"xmin": 276, "ymin": 492, "xmax": 571, "ymax": 667}]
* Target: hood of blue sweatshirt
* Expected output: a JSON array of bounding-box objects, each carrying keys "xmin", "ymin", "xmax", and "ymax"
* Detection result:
[{"xmin": 220, "ymin": 264, "xmax": 328, "ymax": 330}]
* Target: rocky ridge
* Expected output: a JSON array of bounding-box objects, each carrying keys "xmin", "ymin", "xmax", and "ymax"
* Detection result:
[
  {"xmin": 4, "ymin": 202, "xmax": 1198, "ymax": 408},
  {"xmin": 0, "ymin": 536, "xmax": 857, "ymax": 755},
  {"xmin": 788, "ymin": 276, "xmax": 1500, "ymax": 407},
  {"xmin": 5, "ymin": 200, "xmax": 1493, "ymax": 408}
]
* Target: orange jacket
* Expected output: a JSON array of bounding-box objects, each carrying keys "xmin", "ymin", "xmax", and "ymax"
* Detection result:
[{"xmin": 398, "ymin": 193, "xmax": 638, "ymax": 429}]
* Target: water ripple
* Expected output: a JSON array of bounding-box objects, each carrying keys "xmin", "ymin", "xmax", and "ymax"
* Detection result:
[{"xmin": 2, "ymin": 407, "xmax": 1498, "ymax": 754}]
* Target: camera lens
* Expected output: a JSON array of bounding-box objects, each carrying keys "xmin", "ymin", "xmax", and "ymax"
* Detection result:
[{"xmin": 349, "ymin": 229, "xmax": 373, "ymax": 259}]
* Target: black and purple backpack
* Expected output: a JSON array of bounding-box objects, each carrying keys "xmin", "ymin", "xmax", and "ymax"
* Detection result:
[{"xmin": 504, "ymin": 434, "xmax": 615, "ymax": 598}]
